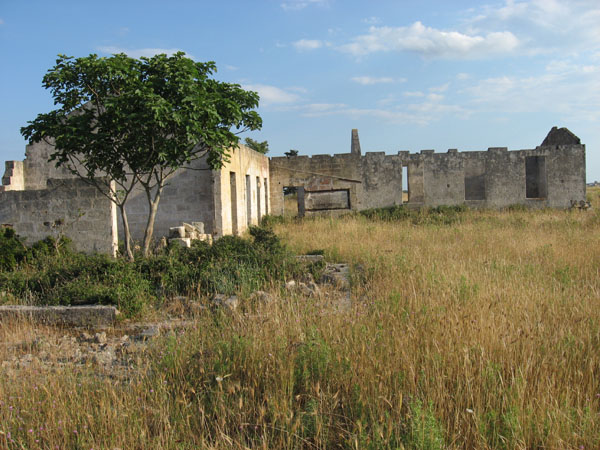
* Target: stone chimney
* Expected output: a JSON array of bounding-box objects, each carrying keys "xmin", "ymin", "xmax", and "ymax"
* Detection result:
[{"xmin": 351, "ymin": 129, "xmax": 361, "ymax": 155}]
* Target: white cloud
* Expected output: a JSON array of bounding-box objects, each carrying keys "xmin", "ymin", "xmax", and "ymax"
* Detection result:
[
  {"xmin": 363, "ymin": 17, "xmax": 380, "ymax": 25},
  {"xmin": 468, "ymin": 0, "xmax": 600, "ymax": 54},
  {"xmin": 281, "ymin": 0, "xmax": 328, "ymax": 11},
  {"xmin": 0, "ymin": 18, "xmax": 4, "ymax": 25},
  {"xmin": 351, "ymin": 76, "xmax": 405, "ymax": 85},
  {"xmin": 293, "ymin": 39, "xmax": 323, "ymax": 51},
  {"xmin": 287, "ymin": 86, "xmax": 309, "ymax": 94},
  {"xmin": 339, "ymin": 21, "xmax": 519, "ymax": 59},
  {"xmin": 96, "ymin": 46, "xmax": 191, "ymax": 59},
  {"xmin": 427, "ymin": 93, "xmax": 445, "ymax": 102},
  {"xmin": 456, "ymin": 72, "xmax": 471, "ymax": 80},
  {"xmin": 225, "ymin": 64, "xmax": 239, "ymax": 71},
  {"xmin": 463, "ymin": 63, "xmax": 600, "ymax": 121},
  {"xmin": 298, "ymin": 97, "xmax": 465, "ymax": 125},
  {"xmin": 243, "ymin": 84, "xmax": 300, "ymax": 105},
  {"xmin": 429, "ymin": 82, "xmax": 450, "ymax": 93},
  {"xmin": 403, "ymin": 91, "xmax": 425, "ymax": 97}
]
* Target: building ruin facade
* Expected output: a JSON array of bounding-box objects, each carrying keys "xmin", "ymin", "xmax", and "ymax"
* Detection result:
[{"xmin": 0, "ymin": 127, "xmax": 587, "ymax": 253}]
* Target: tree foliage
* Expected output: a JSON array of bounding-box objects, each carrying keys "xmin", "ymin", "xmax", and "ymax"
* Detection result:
[
  {"xmin": 244, "ymin": 137, "xmax": 269, "ymax": 154},
  {"xmin": 21, "ymin": 52, "xmax": 262, "ymax": 258}
]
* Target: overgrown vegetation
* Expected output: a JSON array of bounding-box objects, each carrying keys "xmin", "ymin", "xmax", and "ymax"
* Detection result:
[
  {"xmin": 1, "ymin": 190, "xmax": 599, "ymax": 448},
  {"xmin": 358, "ymin": 203, "xmax": 470, "ymax": 225},
  {"xmin": 0, "ymin": 226, "xmax": 311, "ymax": 317}
]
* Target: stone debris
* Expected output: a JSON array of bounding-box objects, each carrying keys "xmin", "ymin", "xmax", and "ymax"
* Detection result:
[
  {"xmin": 0, "ymin": 259, "xmax": 354, "ymax": 377},
  {"xmin": 168, "ymin": 221, "xmax": 212, "ymax": 248},
  {"xmin": 320, "ymin": 263, "xmax": 351, "ymax": 290},
  {"xmin": 249, "ymin": 290, "xmax": 276, "ymax": 304},
  {"xmin": 135, "ymin": 326, "xmax": 160, "ymax": 341},
  {"xmin": 0, "ymin": 321, "xmax": 197, "ymax": 377},
  {"xmin": 211, "ymin": 294, "xmax": 239, "ymax": 311},
  {"xmin": 295, "ymin": 254, "xmax": 325, "ymax": 264},
  {"xmin": 570, "ymin": 199, "xmax": 592, "ymax": 210}
]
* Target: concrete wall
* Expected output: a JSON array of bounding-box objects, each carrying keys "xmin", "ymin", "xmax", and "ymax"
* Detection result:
[
  {"xmin": 122, "ymin": 157, "xmax": 216, "ymax": 241},
  {"xmin": 214, "ymin": 144, "xmax": 270, "ymax": 236},
  {"xmin": 0, "ymin": 178, "xmax": 117, "ymax": 254},
  {"xmin": 269, "ymin": 150, "xmax": 406, "ymax": 216},
  {"xmin": 412, "ymin": 145, "xmax": 586, "ymax": 209},
  {"xmin": 269, "ymin": 143, "xmax": 586, "ymax": 214}
]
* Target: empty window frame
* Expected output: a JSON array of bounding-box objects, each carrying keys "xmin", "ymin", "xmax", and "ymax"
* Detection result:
[
  {"xmin": 256, "ymin": 176, "xmax": 261, "ymax": 219},
  {"xmin": 304, "ymin": 189, "xmax": 350, "ymax": 211},
  {"xmin": 525, "ymin": 156, "xmax": 547, "ymax": 199},
  {"xmin": 229, "ymin": 172, "xmax": 238, "ymax": 234},
  {"xmin": 402, "ymin": 165, "xmax": 409, "ymax": 203},
  {"xmin": 245, "ymin": 174, "xmax": 252, "ymax": 225},
  {"xmin": 264, "ymin": 178, "xmax": 269, "ymax": 215}
]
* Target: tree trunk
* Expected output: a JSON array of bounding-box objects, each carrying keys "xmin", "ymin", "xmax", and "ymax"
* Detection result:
[
  {"xmin": 119, "ymin": 204, "xmax": 134, "ymax": 261},
  {"xmin": 142, "ymin": 187, "xmax": 162, "ymax": 257}
]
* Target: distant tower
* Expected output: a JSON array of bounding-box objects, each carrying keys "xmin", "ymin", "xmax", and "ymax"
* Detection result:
[{"xmin": 351, "ymin": 129, "xmax": 361, "ymax": 155}]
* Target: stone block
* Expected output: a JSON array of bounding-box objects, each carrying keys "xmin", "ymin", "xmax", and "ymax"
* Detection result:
[
  {"xmin": 170, "ymin": 237, "xmax": 191, "ymax": 248},
  {"xmin": 192, "ymin": 222, "xmax": 205, "ymax": 234},
  {"xmin": 169, "ymin": 226, "xmax": 186, "ymax": 238}
]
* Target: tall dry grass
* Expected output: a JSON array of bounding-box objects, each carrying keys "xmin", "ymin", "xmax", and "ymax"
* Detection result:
[{"xmin": 1, "ymin": 189, "xmax": 599, "ymax": 448}]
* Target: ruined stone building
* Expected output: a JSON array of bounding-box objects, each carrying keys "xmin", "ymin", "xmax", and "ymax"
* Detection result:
[
  {"xmin": 0, "ymin": 142, "xmax": 269, "ymax": 254},
  {"xmin": 270, "ymin": 127, "xmax": 586, "ymax": 215},
  {"xmin": 0, "ymin": 127, "xmax": 586, "ymax": 253}
]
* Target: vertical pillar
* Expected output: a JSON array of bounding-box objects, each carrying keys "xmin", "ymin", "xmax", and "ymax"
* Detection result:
[{"xmin": 351, "ymin": 129, "xmax": 361, "ymax": 155}]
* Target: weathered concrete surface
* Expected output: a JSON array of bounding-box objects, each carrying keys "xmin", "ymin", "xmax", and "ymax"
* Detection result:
[
  {"xmin": 213, "ymin": 144, "xmax": 270, "ymax": 236},
  {"xmin": 0, "ymin": 305, "xmax": 119, "ymax": 327},
  {"xmin": 270, "ymin": 127, "xmax": 586, "ymax": 213},
  {"xmin": 0, "ymin": 178, "xmax": 118, "ymax": 254},
  {"xmin": 1, "ymin": 140, "xmax": 268, "ymax": 252},
  {"xmin": 123, "ymin": 157, "xmax": 216, "ymax": 241}
]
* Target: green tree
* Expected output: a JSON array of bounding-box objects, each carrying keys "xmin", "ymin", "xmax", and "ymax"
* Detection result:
[
  {"xmin": 244, "ymin": 137, "xmax": 269, "ymax": 154},
  {"xmin": 21, "ymin": 52, "xmax": 261, "ymax": 259},
  {"xmin": 285, "ymin": 149, "xmax": 299, "ymax": 157}
]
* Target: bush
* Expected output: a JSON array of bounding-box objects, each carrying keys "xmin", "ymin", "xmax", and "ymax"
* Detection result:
[
  {"xmin": 1, "ymin": 226, "xmax": 314, "ymax": 317},
  {"xmin": 0, "ymin": 227, "xmax": 28, "ymax": 271}
]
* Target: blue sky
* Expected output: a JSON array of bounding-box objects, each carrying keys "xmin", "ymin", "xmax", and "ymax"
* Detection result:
[{"xmin": 1, "ymin": 0, "xmax": 599, "ymax": 181}]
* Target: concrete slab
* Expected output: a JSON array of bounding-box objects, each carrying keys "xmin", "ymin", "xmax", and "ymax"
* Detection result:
[{"xmin": 0, "ymin": 305, "xmax": 119, "ymax": 327}]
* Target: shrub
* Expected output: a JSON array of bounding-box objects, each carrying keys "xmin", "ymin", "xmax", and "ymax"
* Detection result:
[
  {"xmin": 0, "ymin": 225, "xmax": 316, "ymax": 317},
  {"xmin": 0, "ymin": 227, "xmax": 28, "ymax": 271}
]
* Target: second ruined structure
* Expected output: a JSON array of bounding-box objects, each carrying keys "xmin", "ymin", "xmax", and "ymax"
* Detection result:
[{"xmin": 0, "ymin": 126, "xmax": 587, "ymax": 253}]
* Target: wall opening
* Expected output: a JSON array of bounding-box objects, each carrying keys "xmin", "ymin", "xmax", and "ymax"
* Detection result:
[
  {"xmin": 229, "ymin": 172, "xmax": 237, "ymax": 235},
  {"xmin": 464, "ymin": 159, "xmax": 486, "ymax": 201},
  {"xmin": 525, "ymin": 156, "xmax": 547, "ymax": 199},
  {"xmin": 304, "ymin": 189, "xmax": 350, "ymax": 211},
  {"xmin": 256, "ymin": 176, "xmax": 261, "ymax": 220},
  {"xmin": 264, "ymin": 178, "xmax": 269, "ymax": 215},
  {"xmin": 282, "ymin": 186, "xmax": 299, "ymax": 217},
  {"xmin": 245, "ymin": 174, "xmax": 252, "ymax": 225},
  {"xmin": 402, "ymin": 165, "xmax": 409, "ymax": 203}
]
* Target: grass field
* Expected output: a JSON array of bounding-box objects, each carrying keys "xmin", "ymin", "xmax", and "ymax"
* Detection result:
[{"xmin": 1, "ymin": 188, "xmax": 599, "ymax": 448}]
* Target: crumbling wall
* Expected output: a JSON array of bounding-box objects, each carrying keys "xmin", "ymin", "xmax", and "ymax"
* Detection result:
[
  {"xmin": 0, "ymin": 178, "xmax": 118, "ymax": 254},
  {"xmin": 269, "ymin": 128, "xmax": 586, "ymax": 215},
  {"xmin": 269, "ymin": 153, "xmax": 363, "ymax": 216},
  {"xmin": 405, "ymin": 144, "xmax": 585, "ymax": 209},
  {"xmin": 214, "ymin": 144, "xmax": 270, "ymax": 236}
]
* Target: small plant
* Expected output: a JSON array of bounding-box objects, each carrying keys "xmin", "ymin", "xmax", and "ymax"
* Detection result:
[{"xmin": 405, "ymin": 399, "xmax": 446, "ymax": 449}]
